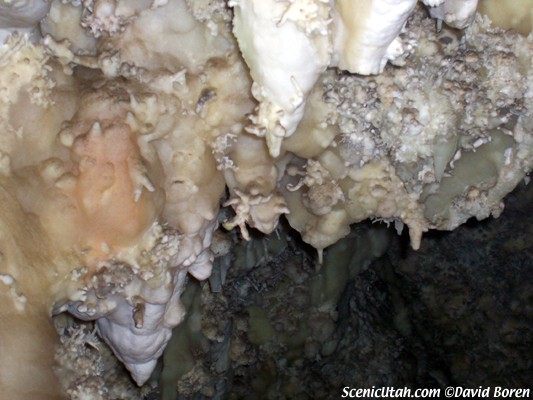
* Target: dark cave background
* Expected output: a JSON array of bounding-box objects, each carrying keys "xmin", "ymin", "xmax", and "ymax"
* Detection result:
[{"xmin": 143, "ymin": 180, "xmax": 533, "ymax": 400}]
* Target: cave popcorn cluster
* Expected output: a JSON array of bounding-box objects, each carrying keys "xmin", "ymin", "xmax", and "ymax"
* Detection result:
[{"xmin": 0, "ymin": 0, "xmax": 531, "ymax": 398}]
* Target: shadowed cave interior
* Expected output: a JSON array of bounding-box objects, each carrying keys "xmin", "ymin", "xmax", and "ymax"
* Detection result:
[{"xmin": 54, "ymin": 181, "xmax": 533, "ymax": 399}]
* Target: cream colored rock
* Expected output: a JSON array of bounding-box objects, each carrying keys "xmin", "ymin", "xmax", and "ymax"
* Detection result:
[
  {"xmin": 231, "ymin": 0, "xmax": 331, "ymax": 157},
  {"xmin": 0, "ymin": 0, "xmax": 52, "ymax": 41},
  {"xmin": 332, "ymin": 0, "xmax": 418, "ymax": 74},
  {"xmin": 0, "ymin": 181, "xmax": 77, "ymax": 400},
  {"xmin": 478, "ymin": 0, "xmax": 533, "ymax": 35},
  {"xmin": 425, "ymin": 0, "xmax": 478, "ymax": 29}
]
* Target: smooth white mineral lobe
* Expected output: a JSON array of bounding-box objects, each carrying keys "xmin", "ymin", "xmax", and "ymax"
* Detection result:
[
  {"xmin": 0, "ymin": 0, "xmax": 52, "ymax": 41},
  {"xmin": 425, "ymin": 0, "xmax": 479, "ymax": 29},
  {"xmin": 230, "ymin": 0, "xmax": 421, "ymax": 157},
  {"xmin": 231, "ymin": 0, "xmax": 331, "ymax": 157},
  {"xmin": 66, "ymin": 260, "xmax": 189, "ymax": 385},
  {"xmin": 332, "ymin": 0, "xmax": 418, "ymax": 74}
]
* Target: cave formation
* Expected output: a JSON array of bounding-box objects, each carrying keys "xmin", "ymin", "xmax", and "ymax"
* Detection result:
[{"xmin": 0, "ymin": 1, "xmax": 531, "ymax": 399}]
